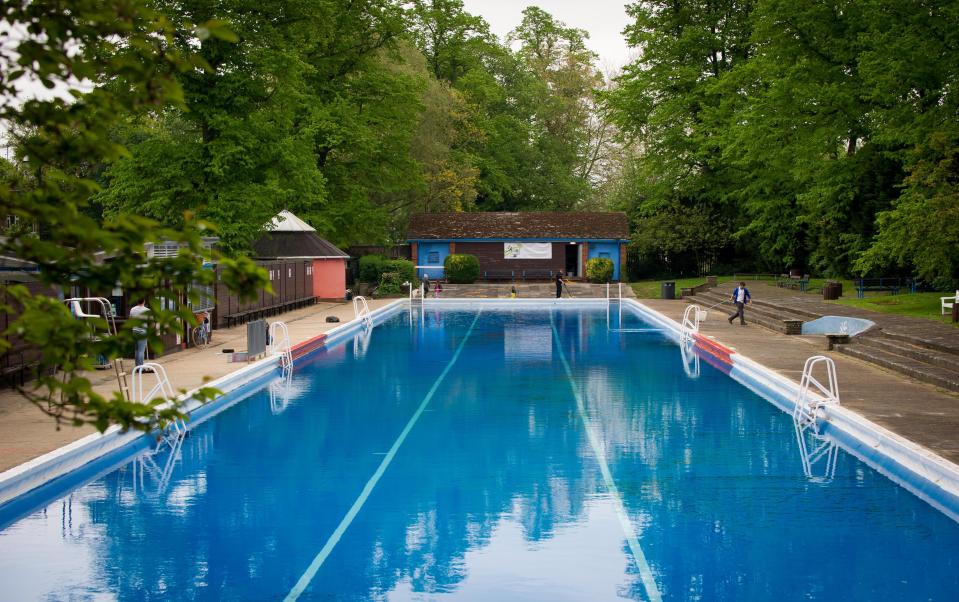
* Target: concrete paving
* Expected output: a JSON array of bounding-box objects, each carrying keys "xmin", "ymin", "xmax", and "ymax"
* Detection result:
[{"xmin": 0, "ymin": 299, "xmax": 396, "ymax": 472}]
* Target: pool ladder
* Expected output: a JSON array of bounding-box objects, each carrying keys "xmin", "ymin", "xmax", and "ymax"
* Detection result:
[
  {"xmin": 269, "ymin": 321, "xmax": 293, "ymax": 379},
  {"xmin": 792, "ymin": 356, "xmax": 841, "ymax": 481},
  {"xmin": 353, "ymin": 295, "xmax": 373, "ymax": 329},
  {"xmin": 131, "ymin": 363, "xmax": 187, "ymax": 494},
  {"xmin": 681, "ymin": 304, "xmax": 702, "ymax": 345},
  {"xmin": 408, "ymin": 282, "xmax": 425, "ymax": 307}
]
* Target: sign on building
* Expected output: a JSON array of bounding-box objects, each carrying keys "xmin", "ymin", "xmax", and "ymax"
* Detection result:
[{"xmin": 504, "ymin": 242, "xmax": 552, "ymax": 259}]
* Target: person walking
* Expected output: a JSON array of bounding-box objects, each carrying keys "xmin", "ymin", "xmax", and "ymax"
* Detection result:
[
  {"xmin": 728, "ymin": 282, "xmax": 751, "ymax": 325},
  {"xmin": 129, "ymin": 298, "xmax": 150, "ymax": 366}
]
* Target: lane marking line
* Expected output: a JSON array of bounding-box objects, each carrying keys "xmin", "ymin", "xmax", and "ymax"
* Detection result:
[
  {"xmin": 284, "ymin": 312, "xmax": 482, "ymax": 601},
  {"xmin": 550, "ymin": 315, "xmax": 663, "ymax": 602}
]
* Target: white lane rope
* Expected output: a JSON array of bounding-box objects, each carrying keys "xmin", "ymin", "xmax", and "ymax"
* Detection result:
[
  {"xmin": 284, "ymin": 311, "xmax": 482, "ymax": 601},
  {"xmin": 550, "ymin": 315, "xmax": 663, "ymax": 602}
]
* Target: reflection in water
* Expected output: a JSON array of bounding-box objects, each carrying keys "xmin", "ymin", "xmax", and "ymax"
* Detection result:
[
  {"xmin": 0, "ymin": 308, "xmax": 958, "ymax": 601},
  {"xmin": 678, "ymin": 338, "xmax": 700, "ymax": 380}
]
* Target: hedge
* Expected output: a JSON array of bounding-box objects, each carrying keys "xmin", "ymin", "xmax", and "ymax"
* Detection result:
[
  {"xmin": 586, "ymin": 257, "xmax": 615, "ymax": 283},
  {"xmin": 376, "ymin": 271, "xmax": 405, "ymax": 296},
  {"xmin": 360, "ymin": 255, "xmax": 416, "ymax": 285},
  {"xmin": 444, "ymin": 254, "xmax": 480, "ymax": 283}
]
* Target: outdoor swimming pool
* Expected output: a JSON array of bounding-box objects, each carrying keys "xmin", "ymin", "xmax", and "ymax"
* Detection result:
[{"xmin": 1, "ymin": 305, "xmax": 958, "ymax": 600}]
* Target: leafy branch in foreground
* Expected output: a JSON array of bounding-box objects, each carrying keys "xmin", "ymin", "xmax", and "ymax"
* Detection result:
[{"xmin": 0, "ymin": 1, "xmax": 268, "ymax": 432}]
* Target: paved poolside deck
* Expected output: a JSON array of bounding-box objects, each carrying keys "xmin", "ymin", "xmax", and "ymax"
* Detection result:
[
  {"xmin": 0, "ymin": 299, "xmax": 396, "ymax": 472},
  {"xmin": 2, "ymin": 292, "xmax": 958, "ymax": 477}
]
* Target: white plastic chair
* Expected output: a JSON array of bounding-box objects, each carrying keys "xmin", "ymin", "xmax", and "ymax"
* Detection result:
[{"xmin": 942, "ymin": 290, "xmax": 958, "ymax": 315}]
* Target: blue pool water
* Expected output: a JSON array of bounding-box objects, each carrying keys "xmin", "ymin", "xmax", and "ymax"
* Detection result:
[{"xmin": 1, "ymin": 306, "xmax": 958, "ymax": 601}]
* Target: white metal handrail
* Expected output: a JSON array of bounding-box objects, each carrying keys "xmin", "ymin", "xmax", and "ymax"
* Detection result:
[
  {"xmin": 681, "ymin": 304, "xmax": 701, "ymax": 345},
  {"xmin": 353, "ymin": 295, "xmax": 373, "ymax": 328},
  {"xmin": 268, "ymin": 321, "xmax": 293, "ymax": 378},
  {"xmin": 792, "ymin": 355, "xmax": 841, "ymax": 480},
  {"xmin": 131, "ymin": 363, "xmax": 176, "ymax": 404}
]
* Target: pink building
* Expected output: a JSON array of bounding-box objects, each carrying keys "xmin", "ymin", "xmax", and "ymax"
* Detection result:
[{"xmin": 253, "ymin": 211, "xmax": 349, "ymax": 300}]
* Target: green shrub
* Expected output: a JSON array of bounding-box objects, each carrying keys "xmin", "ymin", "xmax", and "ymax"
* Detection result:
[
  {"xmin": 384, "ymin": 259, "xmax": 416, "ymax": 284},
  {"xmin": 376, "ymin": 271, "xmax": 405, "ymax": 296},
  {"xmin": 359, "ymin": 254, "xmax": 387, "ymax": 283},
  {"xmin": 444, "ymin": 253, "xmax": 480, "ymax": 283},
  {"xmin": 586, "ymin": 257, "xmax": 615, "ymax": 283}
]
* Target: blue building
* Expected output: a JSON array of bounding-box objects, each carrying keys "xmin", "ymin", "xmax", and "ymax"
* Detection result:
[{"xmin": 407, "ymin": 212, "xmax": 629, "ymax": 281}]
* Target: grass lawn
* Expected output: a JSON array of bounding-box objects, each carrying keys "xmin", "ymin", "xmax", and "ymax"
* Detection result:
[
  {"xmin": 631, "ymin": 276, "xmax": 735, "ymax": 298},
  {"xmin": 831, "ymin": 291, "xmax": 957, "ymax": 324}
]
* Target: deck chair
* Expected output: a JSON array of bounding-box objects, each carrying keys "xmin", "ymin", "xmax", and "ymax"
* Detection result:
[{"xmin": 942, "ymin": 291, "xmax": 959, "ymax": 315}]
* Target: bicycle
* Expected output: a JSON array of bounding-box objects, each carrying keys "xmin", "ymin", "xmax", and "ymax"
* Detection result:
[{"xmin": 190, "ymin": 311, "xmax": 212, "ymax": 348}]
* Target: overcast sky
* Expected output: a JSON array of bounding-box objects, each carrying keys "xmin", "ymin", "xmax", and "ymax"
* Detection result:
[{"xmin": 460, "ymin": 0, "xmax": 636, "ymax": 71}]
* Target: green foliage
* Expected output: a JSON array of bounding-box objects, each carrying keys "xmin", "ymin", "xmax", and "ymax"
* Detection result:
[
  {"xmin": 606, "ymin": 0, "xmax": 959, "ymax": 284},
  {"xmin": 586, "ymin": 257, "xmax": 614, "ymax": 283},
  {"xmin": 443, "ymin": 253, "xmax": 480, "ymax": 283},
  {"xmin": 0, "ymin": 1, "xmax": 267, "ymax": 432},
  {"xmin": 376, "ymin": 271, "xmax": 406, "ymax": 296},
  {"xmin": 384, "ymin": 259, "xmax": 417, "ymax": 285},
  {"xmin": 359, "ymin": 255, "xmax": 389, "ymax": 283},
  {"xmin": 360, "ymin": 255, "xmax": 417, "ymax": 285}
]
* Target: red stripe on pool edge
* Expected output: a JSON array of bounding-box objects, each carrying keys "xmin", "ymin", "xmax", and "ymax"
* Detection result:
[
  {"xmin": 291, "ymin": 333, "xmax": 327, "ymax": 361},
  {"xmin": 693, "ymin": 333, "xmax": 735, "ymax": 366}
]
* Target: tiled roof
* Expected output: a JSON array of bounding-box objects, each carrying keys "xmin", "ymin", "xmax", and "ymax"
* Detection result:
[
  {"xmin": 407, "ymin": 212, "xmax": 629, "ymax": 240},
  {"xmin": 253, "ymin": 211, "xmax": 348, "ymax": 259},
  {"xmin": 252, "ymin": 232, "xmax": 348, "ymax": 259}
]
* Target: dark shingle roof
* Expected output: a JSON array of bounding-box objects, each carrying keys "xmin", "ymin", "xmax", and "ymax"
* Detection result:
[
  {"xmin": 252, "ymin": 232, "xmax": 349, "ymax": 259},
  {"xmin": 407, "ymin": 212, "xmax": 630, "ymax": 240}
]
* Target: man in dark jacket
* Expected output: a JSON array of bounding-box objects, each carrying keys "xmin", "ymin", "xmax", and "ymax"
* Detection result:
[{"xmin": 728, "ymin": 282, "xmax": 751, "ymax": 325}]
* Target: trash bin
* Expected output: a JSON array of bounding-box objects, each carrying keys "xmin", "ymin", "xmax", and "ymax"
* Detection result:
[
  {"xmin": 661, "ymin": 281, "xmax": 676, "ymax": 300},
  {"xmin": 822, "ymin": 281, "xmax": 842, "ymax": 300}
]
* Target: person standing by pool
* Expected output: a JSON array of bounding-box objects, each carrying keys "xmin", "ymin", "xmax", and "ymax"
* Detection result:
[
  {"xmin": 728, "ymin": 282, "xmax": 751, "ymax": 325},
  {"xmin": 129, "ymin": 298, "xmax": 150, "ymax": 366},
  {"xmin": 422, "ymin": 275, "xmax": 431, "ymax": 297},
  {"xmin": 555, "ymin": 273, "xmax": 564, "ymax": 298}
]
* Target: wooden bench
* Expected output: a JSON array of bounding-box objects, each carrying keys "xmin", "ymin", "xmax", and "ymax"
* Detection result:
[
  {"xmin": 777, "ymin": 275, "xmax": 810, "ymax": 292},
  {"xmin": 855, "ymin": 278, "xmax": 903, "ymax": 299},
  {"xmin": 482, "ymin": 270, "xmax": 515, "ymax": 282},
  {"xmin": 521, "ymin": 269, "xmax": 555, "ymax": 281}
]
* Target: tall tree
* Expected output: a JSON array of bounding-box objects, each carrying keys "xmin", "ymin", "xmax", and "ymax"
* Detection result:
[
  {"xmin": 606, "ymin": 0, "xmax": 753, "ymax": 274},
  {"xmin": 509, "ymin": 6, "xmax": 603, "ymax": 210}
]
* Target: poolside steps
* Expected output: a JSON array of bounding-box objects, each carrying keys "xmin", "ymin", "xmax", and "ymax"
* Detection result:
[
  {"xmin": 836, "ymin": 338, "xmax": 959, "ymax": 393},
  {"xmin": 690, "ymin": 284, "xmax": 959, "ymax": 394},
  {"xmin": 687, "ymin": 290, "xmax": 809, "ymax": 334}
]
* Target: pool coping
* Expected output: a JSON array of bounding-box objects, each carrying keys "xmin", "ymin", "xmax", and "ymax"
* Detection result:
[
  {"xmin": 0, "ymin": 299, "xmax": 406, "ymax": 510},
  {"xmin": 2, "ymin": 296, "xmax": 958, "ymax": 524}
]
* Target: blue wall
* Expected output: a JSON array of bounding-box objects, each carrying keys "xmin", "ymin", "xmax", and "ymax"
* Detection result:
[
  {"xmin": 587, "ymin": 242, "xmax": 621, "ymax": 280},
  {"xmin": 416, "ymin": 242, "xmax": 451, "ymax": 279}
]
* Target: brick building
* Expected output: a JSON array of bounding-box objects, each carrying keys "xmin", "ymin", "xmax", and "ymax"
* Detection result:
[{"xmin": 407, "ymin": 212, "xmax": 630, "ymax": 281}]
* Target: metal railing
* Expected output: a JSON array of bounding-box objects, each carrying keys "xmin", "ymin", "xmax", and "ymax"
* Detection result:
[
  {"xmin": 268, "ymin": 321, "xmax": 293, "ymax": 379},
  {"xmin": 681, "ymin": 304, "xmax": 701, "ymax": 345},
  {"xmin": 792, "ymin": 355, "xmax": 841, "ymax": 481},
  {"xmin": 353, "ymin": 295, "xmax": 373, "ymax": 328},
  {"xmin": 131, "ymin": 363, "xmax": 176, "ymax": 404},
  {"xmin": 63, "ymin": 297, "xmax": 131, "ymax": 399}
]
